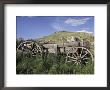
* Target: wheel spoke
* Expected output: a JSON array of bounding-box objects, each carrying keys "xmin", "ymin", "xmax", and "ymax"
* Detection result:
[
  {"xmin": 75, "ymin": 51, "xmax": 79, "ymax": 56},
  {"xmin": 81, "ymin": 51, "xmax": 88, "ymax": 58},
  {"xmin": 78, "ymin": 62, "xmax": 81, "ymax": 65},
  {"xmin": 76, "ymin": 62, "xmax": 79, "ymax": 65},
  {"xmin": 67, "ymin": 60, "xmax": 71, "ymax": 62},
  {"xmin": 83, "ymin": 58, "xmax": 89, "ymax": 60},
  {"xmin": 73, "ymin": 61, "xmax": 77, "ymax": 65},
  {"xmin": 72, "ymin": 53, "xmax": 77, "ymax": 58},
  {"xmin": 72, "ymin": 59, "xmax": 77, "ymax": 61},
  {"xmin": 73, "ymin": 48, "xmax": 79, "ymax": 56},
  {"xmin": 80, "ymin": 47, "xmax": 83, "ymax": 57},
  {"xmin": 71, "ymin": 56, "xmax": 77, "ymax": 59},
  {"xmin": 67, "ymin": 56, "xmax": 77, "ymax": 60}
]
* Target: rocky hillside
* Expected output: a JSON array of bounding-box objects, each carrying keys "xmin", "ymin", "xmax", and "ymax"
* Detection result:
[{"xmin": 36, "ymin": 31, "xmax": 94, "ymax": 43}]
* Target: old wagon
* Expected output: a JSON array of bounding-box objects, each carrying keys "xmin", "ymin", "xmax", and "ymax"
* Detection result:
[{"xmin": 17, "ymin": 37, "xmax": 94, "ymax": 66}]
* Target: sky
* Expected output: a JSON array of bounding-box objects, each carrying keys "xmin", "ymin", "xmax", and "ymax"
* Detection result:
[{"xmin": 16, "ymin": 16, "xmax": 94, "ymax": 40}]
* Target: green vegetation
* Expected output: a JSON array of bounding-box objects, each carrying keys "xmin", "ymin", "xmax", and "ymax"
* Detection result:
[{"xmin": 16, "ymin": 51, "xmax": 94, "ymax": 74}]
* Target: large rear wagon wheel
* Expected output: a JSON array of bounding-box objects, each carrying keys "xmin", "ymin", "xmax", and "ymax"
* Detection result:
[{"xmin": 66, "ymin": 47, "xmax": 93, "ymax": 66}]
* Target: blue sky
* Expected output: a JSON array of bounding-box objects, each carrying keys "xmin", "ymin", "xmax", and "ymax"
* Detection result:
[{"xmin": 16, "ymin": 16, "xmax": 94, "ymax": 40}]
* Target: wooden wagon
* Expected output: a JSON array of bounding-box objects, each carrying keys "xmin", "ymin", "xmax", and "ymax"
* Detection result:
[{"xmin": 17, "ymin": 38, "xmax": 94, "ymax": 66}]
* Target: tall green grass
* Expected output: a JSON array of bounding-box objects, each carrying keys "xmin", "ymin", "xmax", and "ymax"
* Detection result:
[{"xmin": 16, "ymin": 51, "xmax": 94, "ymax": 74}]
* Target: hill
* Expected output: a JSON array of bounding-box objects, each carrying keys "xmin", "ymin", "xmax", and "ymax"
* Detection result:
[{"xmin": 36, "ymin": 31, "xmax": 94, "ymax": 43}]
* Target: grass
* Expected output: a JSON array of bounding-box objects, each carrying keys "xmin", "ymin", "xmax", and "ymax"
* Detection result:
[{"xmin": 16, "ymin": 51, "xmax": 94, "ymax": 74}]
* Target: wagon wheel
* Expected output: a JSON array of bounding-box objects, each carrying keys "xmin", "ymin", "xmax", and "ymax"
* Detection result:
[
  {"xmin": 31, "ymin": 43, "xmax": 42, "ymax": 56},
  {"xmin": 66, "ymin": 47, "xmax": 93, "ymax": 65},
  {"xmin": 17, "ymin": 41, "xmax": 35, "ymax": 58},
  {"xmin": 17, "ymin": 41, "xmax": 33, "ymax": 52}
]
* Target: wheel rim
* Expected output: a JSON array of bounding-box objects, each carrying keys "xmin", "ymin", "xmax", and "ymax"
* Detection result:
[{"xmin": 66, "ymin": 47, "xmax": 93, "ymax": 65}]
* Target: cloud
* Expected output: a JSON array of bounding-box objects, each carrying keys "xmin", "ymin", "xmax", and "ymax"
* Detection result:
[
  {"xmin": 76, "ymin": 30, "xmax": 93, "ymax": 34},
  {"xmin": 64, "ymin": 18, "xmax": 90, "ymax": 26},
  {"xmin": 51, "ymin": 23, "xmax": 64, "ymax": 31}
]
